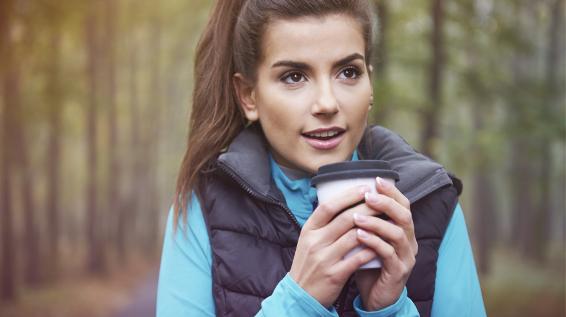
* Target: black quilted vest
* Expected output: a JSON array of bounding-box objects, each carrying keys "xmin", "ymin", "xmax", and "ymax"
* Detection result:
[{"xmin": 198, "ymin": 125, "xmax": 462, "ymax": 317}]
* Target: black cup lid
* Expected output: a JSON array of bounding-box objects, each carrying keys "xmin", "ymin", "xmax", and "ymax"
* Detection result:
[{"xmin": 311, "ymin": 160, "xmax": 400, "ymax": 186}]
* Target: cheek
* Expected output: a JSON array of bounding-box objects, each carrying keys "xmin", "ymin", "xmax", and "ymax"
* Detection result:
[
  {"xmin": 257, "ymin": 90, "xmax": 309, "ymax": 127},
  {"xmin": 336, "ymin": 87, "xmax": 371, "ymax": 118}
]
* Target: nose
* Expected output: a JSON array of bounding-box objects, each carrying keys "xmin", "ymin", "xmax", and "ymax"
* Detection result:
[{"xmin": 311, "ymin": 79, "xmax": 339, "ymax": 116}]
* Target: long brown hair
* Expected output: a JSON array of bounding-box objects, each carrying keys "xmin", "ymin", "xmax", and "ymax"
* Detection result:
[{"xmin": 174, "ymin": 0, "xmax": 376, "ymax": 228}]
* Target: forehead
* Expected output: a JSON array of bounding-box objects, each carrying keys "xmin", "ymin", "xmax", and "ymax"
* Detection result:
[{"xmin": 260, "ymin": 14, "xmax": 365, "ymax": 66}]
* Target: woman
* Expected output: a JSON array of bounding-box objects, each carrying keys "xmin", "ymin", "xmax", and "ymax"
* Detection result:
[{"xmin": 157, "ymin": 1, "xmax": 486, "ymax": 316}]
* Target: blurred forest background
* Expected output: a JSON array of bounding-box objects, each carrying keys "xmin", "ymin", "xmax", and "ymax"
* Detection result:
[{"xmin": 0, "ymin": 0, "xmax": 564, "ymax": 316}]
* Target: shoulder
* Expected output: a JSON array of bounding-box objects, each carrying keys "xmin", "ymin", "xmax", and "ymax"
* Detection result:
[{"xmin": 359, "ymin": 125, "xmax": 463, "ymax": 203}]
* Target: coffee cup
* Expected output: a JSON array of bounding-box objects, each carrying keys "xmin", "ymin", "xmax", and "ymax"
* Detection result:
[{"xmin": 311, "ymin": 160, "xmax": 400, "ymax": 269}]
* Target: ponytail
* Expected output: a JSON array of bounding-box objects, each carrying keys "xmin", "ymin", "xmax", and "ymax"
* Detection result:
[{"xmin": 173, "ymin": 0, "xmax": 247, "ymax": 228}]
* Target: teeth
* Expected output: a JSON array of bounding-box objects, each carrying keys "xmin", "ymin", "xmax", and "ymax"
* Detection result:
[{"xmin": 306, "ymin": 130, "xmax": 340, "ymax": 138}]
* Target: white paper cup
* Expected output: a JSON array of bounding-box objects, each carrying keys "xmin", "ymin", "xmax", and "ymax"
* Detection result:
[{"xmin": 311, "ymin": 160, "xmax": 399, "ymax": 269}]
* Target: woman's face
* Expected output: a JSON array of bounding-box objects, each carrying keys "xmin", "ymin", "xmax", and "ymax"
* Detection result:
[{"xmin": 235, "ymin": 14, "xmax": 372, "ymax": 174}]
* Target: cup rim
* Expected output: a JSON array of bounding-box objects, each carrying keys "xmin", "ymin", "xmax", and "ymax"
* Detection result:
[{"xmin": 311, "ymin": 160, "xmax": 399, "ymax": 186}]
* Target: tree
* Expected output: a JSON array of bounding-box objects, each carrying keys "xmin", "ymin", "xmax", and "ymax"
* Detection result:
[
  {"xmin": 420, "ymin": 0, "xmax": 446, "ymax": 158},
  {"xmin": 45, "ymin": 8, "xmax": 64, "ymax": 281},
  {"xmin": 0, "ymin": 0, "xmax": 18, "ymax": 301},
  {"xmin": 103, "ymin": 0, "xmax": 121, "ymax": 261},
  {"xmin": 371, "ymin": 0, "xmax": 391, "ymax": 125},
  {"xmin": 85, "ymin": 2, "xmax": 107, "ymax": 274},
  {"xmin": 533, "ymin": 0, "xmax": 565, "ymax": 262}
]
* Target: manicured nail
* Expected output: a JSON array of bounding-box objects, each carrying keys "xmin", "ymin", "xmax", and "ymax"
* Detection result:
[
  {"xmin": 357, "ymin": 229, "xmax": 369, "ymax": 239},
  {"xmin": 354, "ymin": 213, "xmax": 368, "ymax": 223},
  {"xmin": 376, "ymin": 177, "xmax": 388, "ymax": 188}
]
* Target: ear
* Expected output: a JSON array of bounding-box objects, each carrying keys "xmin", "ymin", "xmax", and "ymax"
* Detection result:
[{"xmin": 233, "ymin": 73, "xmax": 259, "ymax": 122}]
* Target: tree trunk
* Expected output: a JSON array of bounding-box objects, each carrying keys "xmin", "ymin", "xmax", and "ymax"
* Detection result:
[
  {"xmin": 45, "ymin": 19, "xmax": 63, "ymax": 281},
  {"xmin": 85, "ymin": 4, "xmax": 107, "ymax": 274},
  {"xmin": 14, "ymin": 70, "xmax": 41, "ymax": 286},
  {"xmin": 471, "ymin": 103, "xmax": 497, "ymax": 275},
  {"xmin": 466, "ymin": 27, "xmax": 497, "ymax": 274},
  {"xmin": 507, "ymin": 1, "xmax": 537, "ymax": 257},
  {"xmin": 122, "ymin": 2, "xmax": 140, "ymax": 259},
  {"xmin": 145, "ymin": 12, "xmax": 163, "ymax": 256},
  {"xmin": 103, "ymin": 0, "xmax": 121, "ymax": 263},
  {"xmin": 421, "ymin": 0, "xmax": 445, "ymax": 158},
  {"xmin": 0, "ymin": 0, "xmax": 17, "ymax": 301},
  {"xmin": 371, "ymin": 0, "xmax": 390, "ymax": 125},
  {"xmin": 533, "ymin": 0, "xmax": 565, "ymax": 262}
]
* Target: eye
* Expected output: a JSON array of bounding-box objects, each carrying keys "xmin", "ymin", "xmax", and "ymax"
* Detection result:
[
  {"xmin": 338, "ymin": 66, "xmax": 362, "ymax": 80},
  {"xmin": 281, "ymin": 71, "xmax": 306, "ymax": 84}
]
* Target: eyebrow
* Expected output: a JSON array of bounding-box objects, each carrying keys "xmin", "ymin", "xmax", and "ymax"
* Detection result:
[{"xmin": 271, "ymin": 53, "xmax": 365, "ymax": 70}]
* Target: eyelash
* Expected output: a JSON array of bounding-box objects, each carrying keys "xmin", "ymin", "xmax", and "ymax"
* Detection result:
[{"xmin": 280, "ymin": 66, "xmax": 363, "ymax": 85}]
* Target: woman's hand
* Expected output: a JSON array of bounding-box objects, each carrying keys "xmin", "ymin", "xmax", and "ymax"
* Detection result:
[
  {"xmin": 353, "ymin": 177, "xmax": 418, "ymax": 311},
  {"xmin": 289, "ymin": 185, "xmax": 377, "ymax": 308}
]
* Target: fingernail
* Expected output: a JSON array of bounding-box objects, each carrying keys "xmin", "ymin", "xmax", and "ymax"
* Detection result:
[
  {"xmin": 365, "ymin": 192, "xmax": 379, "ymax": 203},
  {"xmin": 357, "ymin": 229, "xmax": 369, "ymax": 239},
  {"xmin": 376, "ymin": 177, "xmax": 388, "ymax": 188},
  {"xmin": 354, "ymin": 213, "xmax": 368, "ymax": 223}
]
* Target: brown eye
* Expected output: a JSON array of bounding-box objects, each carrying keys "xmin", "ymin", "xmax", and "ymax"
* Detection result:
[
  {"xmin": 344, "ymin": 68, "xmax": 355, "ymax": 78},
  {"xmin": 338, "ymin": 67, "xmax": 361, "ymax": 80},
  {"xmin": 282, "ymin": 71, "xmax": 306, "ymax": 84}
]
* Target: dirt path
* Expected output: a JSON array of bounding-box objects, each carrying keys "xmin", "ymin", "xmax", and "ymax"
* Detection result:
[{"xmin": 111, "ymin": 269, "xmax": 159, "ymax": 317}]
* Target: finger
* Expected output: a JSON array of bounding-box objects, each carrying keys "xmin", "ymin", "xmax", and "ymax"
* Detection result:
[
  {"xmin": 318, "ymin": 202, "xmax": 378, "ymax": 243},
  {"xmin": 356, "ymin": 228, "xmax": 402, "ymax": 272},
  {"xmin": 353, "ymin": 214, "xmax": 414, "ymax": 260},
  {"xmin": 364, "ymin": 194, "xmax": 418, "ymax": 254},
  {"xmin": 376, "ymin": 177, "xmax": 410, "ymax": 209},
  {"xmin": 321, "ymin": 228, "xmax": 366, "ymax": 263},
  {"xmin": 304, "ymin": 185, "xmax": 371, "ymax": 231},
  {"xmin": 329, "ymin": 247, "xmax": 377, "ymax": 281},
  {"xmin": 365, "ymin": 192, "xmax": 414, "ymax": 231}
]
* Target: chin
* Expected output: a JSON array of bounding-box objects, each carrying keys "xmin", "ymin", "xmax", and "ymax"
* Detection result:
[{"xmin": 306, "ymin": 153, "xmax": 350, "ymax": 173}]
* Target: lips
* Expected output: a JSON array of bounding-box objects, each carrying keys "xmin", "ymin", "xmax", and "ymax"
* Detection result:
[{"xmin": 302, "ymin": 127, "xmax": 345, "ymax": 150}]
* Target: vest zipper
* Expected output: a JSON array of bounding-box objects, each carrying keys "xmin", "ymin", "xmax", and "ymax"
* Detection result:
[
  {"xmin": 333, "ymin": 276, "xmax": 352, "ymax": 314},
  {"xmin": 217, "ymin": 162, "xmax": 302, "ymax": 231},
  {"xmin": 218, "ymin": 161, "xmax": 349, "ymax": 313}
]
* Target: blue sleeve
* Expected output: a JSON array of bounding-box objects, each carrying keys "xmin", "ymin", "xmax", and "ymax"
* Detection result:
[
  {"xmin": 156, "ymin": 194, "xmax": 341, "ymax": 317},
  {"xmin": 353, "ymin": 288, "xmax": 419, "ymax": 317},
  {"xmin": 156, "ymin": 195, "xmax": 215, "ymax": 316},
  {"xmin": 431, "ymin": 203, "xmax": 487, "ymax": 317},
  {"xmin": 257, "ymin": 274, "xmax": 339, "ymax": 317}
]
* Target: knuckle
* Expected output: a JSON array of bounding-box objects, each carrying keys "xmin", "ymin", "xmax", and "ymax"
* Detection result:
[
  {"xmin": 312, "ymin": 252, "xmax": 325, "ymax": 265},
  {"xmin": 413, "ymin": 242, "xmax": 419, "ymax": 256},
  {"xmin": 399, "ymin": 211, "xmax": 413, "ymax": 226},
  {"xmin": 303, "ymin": 237, "xmax": 317, "ymax": 252},
  {"xmin": 318, "ymin": 202, "xmax": 334, "ymax": 216},
  {"xmin": 338, "ymin": 212, "xmax": 354, "ymax": 227},
  {"xmin": 347, "ymin": 229, "xmax": 358, "ymax": 243},
  {"xmin": 391, "ymin": 227, "xmax": 404, "ymax": 242},
  {"xmin": 400, "ymin": 262, "xmax": 412, "ymax": 277},
  {"xmin": 408, "ymin": 255, "xmax": 416, "ymax": 269},
  {"xmin": 408, "ymin": 257, "xmax": 417, "ymax": 271},
  {"xmin": 317, "ymin": 202, "xmax": 332, "ymax": 215},
  {"xmin": 381, "ymin": 195, "xmax": 394, "ymax": 208},
  {"xmin": 401, "ymin": 197, "xmax": 411, "ymax": 208},
  {"xmin": 327, "ymin": 271, "xmax": 343, "ymax": 286},
  {"xmin": 383, "ymin": 245, "xmax": 396, "ymax": 259}
]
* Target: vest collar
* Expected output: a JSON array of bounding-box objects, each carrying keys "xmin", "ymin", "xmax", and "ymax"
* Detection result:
[{"xmin": 217, "ymin": 124, "xmax": 454, "ymax": 204}]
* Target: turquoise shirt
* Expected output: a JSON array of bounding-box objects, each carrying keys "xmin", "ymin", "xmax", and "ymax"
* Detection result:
[{"xmin": 156, "ymin": 155, "xmax": 486, "ymax": 316}]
